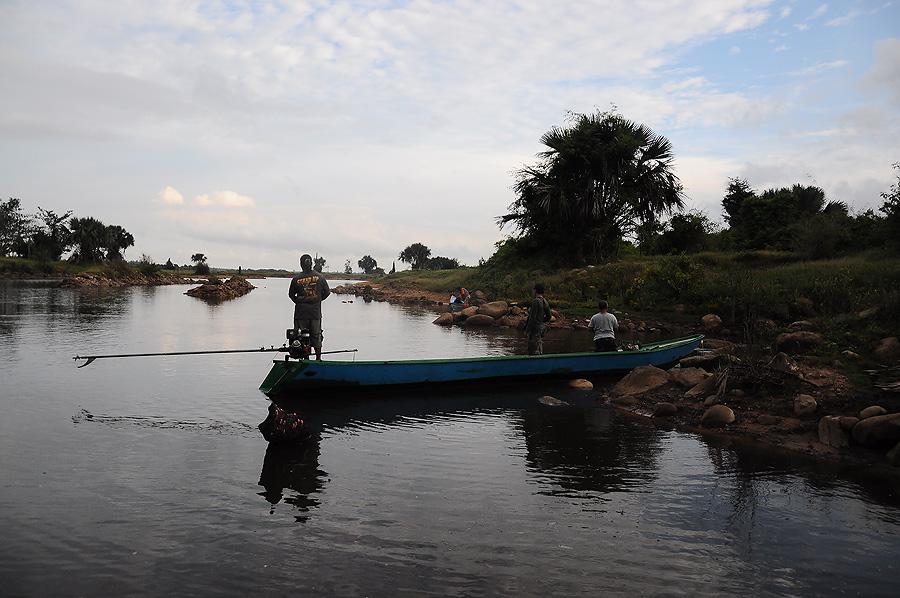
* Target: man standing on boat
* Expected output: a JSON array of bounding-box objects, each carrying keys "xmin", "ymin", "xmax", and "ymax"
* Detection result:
[
  {"xmin": 289, "ymin": 254, "xmax": 331, "ymax": 360},
  {"xmin": 589, "ymin": 300, "xmax": 618, "ymax": 352},
  {"xmin": 524, "ymin": 282, "xmax": 552, "ymax": 355}
]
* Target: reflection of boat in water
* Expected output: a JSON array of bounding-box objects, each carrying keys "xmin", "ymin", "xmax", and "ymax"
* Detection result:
[{"xmin": 260, "ymin": 334, "xmax": 704, "ymax": 397}]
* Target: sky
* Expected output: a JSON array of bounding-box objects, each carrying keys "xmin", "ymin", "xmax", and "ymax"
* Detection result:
[{"xmin": 1, "ymin": 0, "xmax": 898, "ymax": 272}]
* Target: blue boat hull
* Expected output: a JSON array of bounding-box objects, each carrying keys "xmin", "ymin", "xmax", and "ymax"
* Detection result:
[{"xmin": 260, "ymin": 334, "xmax": 704, "ymax": 397}]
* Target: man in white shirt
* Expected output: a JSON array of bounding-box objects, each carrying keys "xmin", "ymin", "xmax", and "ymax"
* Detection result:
[{"xmin": 588, "ymin": 300, "xmax": 618, "ymax": 352}]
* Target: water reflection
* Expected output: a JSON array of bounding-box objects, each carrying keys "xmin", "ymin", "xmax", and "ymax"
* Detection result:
[{"xmin": 258, "ymin": 439, "xmax": 327, "ymax": 522}]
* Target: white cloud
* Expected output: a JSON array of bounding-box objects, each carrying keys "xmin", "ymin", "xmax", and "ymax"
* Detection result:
[
  {"xmin": 157, "ymin": 186, "xmax": 184, "ymax": 205},
  {"xmin": 195, "ymin": 191, "xmax": 256, "ymax": 207}
]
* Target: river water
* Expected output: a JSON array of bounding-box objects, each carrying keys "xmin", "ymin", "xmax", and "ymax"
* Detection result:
[{"xmin": 1, "ymin": 277, "xmax": 899, "ymax": 597}]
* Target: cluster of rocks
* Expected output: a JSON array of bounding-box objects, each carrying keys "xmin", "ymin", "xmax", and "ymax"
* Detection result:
[
  {"xmin": 604, "ymin": 332, "xmax": 900, "ymax": 467},
  {"xmin": 431, "ymin": 300, "xmax": 548, "ymax": 329},
  {"xmin": 185, "ymin": 276, "xmax": 256, "ymax": 301}
]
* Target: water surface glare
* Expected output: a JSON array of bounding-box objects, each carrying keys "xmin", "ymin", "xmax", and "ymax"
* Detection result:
[{"xmin": 1, "ymin": 278, "xmax": 899, "ymax": 597}]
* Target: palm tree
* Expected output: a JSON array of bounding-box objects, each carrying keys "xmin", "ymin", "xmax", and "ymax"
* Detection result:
[
  {"xmin": 69, "ymin": 217, "xmax": 108, "ymax": 264},
  {"xmin": 499, "ymin": 110, "xmax": 685, "ymax": 263}
]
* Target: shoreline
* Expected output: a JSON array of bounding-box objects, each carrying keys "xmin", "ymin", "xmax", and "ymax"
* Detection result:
[{"xmin": 332, "ymin": 280, "xmax": 900, "ymax": 476}]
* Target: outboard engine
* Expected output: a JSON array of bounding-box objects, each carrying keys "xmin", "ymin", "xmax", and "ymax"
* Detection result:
[{"xmin": 286, "ymin": 328, "xmax": 312, "ymax": 360}]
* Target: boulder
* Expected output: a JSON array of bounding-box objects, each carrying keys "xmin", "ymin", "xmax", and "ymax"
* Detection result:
[
  {"xmin": 684, "ymin": 373, "xmax": 722, "ymax": 399},
  {"xmin": 463, "ymin": 314, "xmax": 495, "ymax": 327},
  {"xmin": 858, "ymin": 306, "xmax": 881, "ymax": 319},
  {"xmin": 851, "ymin": 413, "xmax": 900, "ymax": 450},
  {"xmin": 538, "ymin": 396, "xmax": 568, "ymax": 406},
  {"xmin": 610, "ymin": 395, "xmax": 640, "ymax": 407},
  {"xmin": 774, "ymin": 331, "xmax": 827, "ymax": 354},
  {"xmin": 652, "ymin": 402, "xmax": 678, "ymax": 417},
  {"xmin": 860, "ymin": 406, "xmax": 887, "ymax": 420},
  {"xmin": 757, "ymin": 414, "xmax": 779, "ymax": 425},
  {"xmin": 459, "ymin": 306, "xmax": 480, "ymax": 319},
  {"xmin": 769, "ymin": 352, "xmax": 801, "ymax": 375},
  {"xmin": 840, "ymin": 416, "xmax": 860, "ymax": 431},
  {"xmin": 610, "ymin": 366, "xmax": 670, "ymax": 397},
  {"xmin": 701, "ymin": 405, "xmax": 735, "ymax": 428},
  {"xmin": 568, "ymin": 379, "xmax": 593, "ymax": 390},
  {"xmin": 478, "ymin": 301, "xmax": 510, "ymax": 320},
  {"xmin": 874, "ymin": 337, "xmax": 900, "ymax": 361},
  {"xmin": 818, "ymin": 416, "xmax": 850, "ymax": 448},
  {"xmin": 700, "ymin": 314, "xmax": 723, "ymax": 332},
  {"xmin": 433, "ymin": 313, "xmax": 454, "ymax": 326},
  {"xmin": 794, "ymin": 394, "xmax": 818, "ymax": 416},
  {"xmin": 671, "ymin": 366, "xmax": 710, "ymax": 388},
  {"xmin": 887, "ymin": 441, "xmax": 900, "ymax": 467},
  {"xmin": 496, "ymin": 315, "xmax": 519, "ymax": 328}
]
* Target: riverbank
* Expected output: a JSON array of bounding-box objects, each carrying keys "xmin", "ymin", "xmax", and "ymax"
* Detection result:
[{"xmin": 332, "ymin": 279, "xmax": 900, "ymax": 474}]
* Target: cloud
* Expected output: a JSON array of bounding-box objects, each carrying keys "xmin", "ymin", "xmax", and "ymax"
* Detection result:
[
  {"xmin": 195, "ymin": 191, "xmax": 256, "ymax": 207},
  {"xmin": 859, "ymin": 38, "xmax": 900, "ymax": 108},
  {"xmin": 156, "ymin": 186, "xmax": 184, "ymax": 204}
]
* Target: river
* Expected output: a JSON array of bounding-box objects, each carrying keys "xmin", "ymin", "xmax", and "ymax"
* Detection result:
[{"xmin": 1, "ymin": 277, "xmax": 898, "ymax": 597}]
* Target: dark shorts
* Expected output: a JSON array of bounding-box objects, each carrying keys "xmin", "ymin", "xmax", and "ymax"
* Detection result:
[
  {"xmin": 593, "ymin": 337, "xmax": 617, "ymax": 352},
  {"xmin": 293, "ymin": 318, "xmax": 323, "ymax": 348}
]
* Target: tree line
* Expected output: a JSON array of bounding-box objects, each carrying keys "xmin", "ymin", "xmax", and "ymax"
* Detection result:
[
  {"xmin": 0, "ymin": 199, "xmax": 135, "ymax": 264},
  {"xmin": 495, "ymin": 109, "xmax": 900, "ymax": 266}
]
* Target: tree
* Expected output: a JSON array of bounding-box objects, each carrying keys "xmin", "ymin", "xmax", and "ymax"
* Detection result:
[
  {"xmin": 426, "ymin": 256, "xmax": 459, "ymax": 270},
  {"xmin": 0, "ymin": 198, "xmax": 30, "ymax": 257},
  {"xmin": 314, "ymin": 256, "xmax": 326, "ymax": 272},
  {"xmin": 358, "ymin": 255, "xmax": 378, "ymax": 274},
  {"xmin": 498, "ymin": 110, "xmax": 685, "ymax": 264},
  {"xmin": 191, "ymin": 253, "xmax": 209, "ymax": 275},
  {"xmin": 652, "ymin": 211, "xmax": 714, "ymax": 254},
  {"xmin": 31, "ymin": 207, "xmax": 72, "ymax": 261},
  {"xmin": 344, "ymin": 259, "xmax": 352, "ymax": 274},
  {"xmin": 879, "ymin": 163, "xmax": 900, "ymax": 250},
  {"xmin": 104, "ymin": 224, "xmax": 134, "ymax": 261},
  {"xmin": 398, "ymin": 243, "xmax": 431, "ymax": 270},
  {"xmin": 68, "ymin": 217, "xmax": 108, "ymax": 264}
]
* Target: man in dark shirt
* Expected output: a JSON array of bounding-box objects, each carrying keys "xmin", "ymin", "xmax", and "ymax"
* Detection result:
[
  {"xmin": 524, "ymin": 282, "xmax": 551, "ymax": 355},
  {"xmin": 288, "ymin": 254, "xmax": 330, "ymax": 360}
]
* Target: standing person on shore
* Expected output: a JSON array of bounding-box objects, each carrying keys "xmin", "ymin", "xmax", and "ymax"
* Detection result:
[
  {"xmin": 524, "ymin": 282, "xmax": 552, "ymax": 355},
  {"xmin": 288, "ymin": 253, "xmax": 331, "ymax": 360},
  {"xmin": 589, "ymin": 300, "xmax": 618, "ymax": 352}
]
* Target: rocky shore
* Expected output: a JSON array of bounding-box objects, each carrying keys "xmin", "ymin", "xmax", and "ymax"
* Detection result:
[
  {"xmin": 333, "ymin": 280, "xmax": 900, "ymax": 473},
  {"xmin": 184, "ymin": 276, "xmax": 256, "ymax": 301},
  {"xmin": 57, "ymin": 272, "xmax": 195, "ymax": 287}
]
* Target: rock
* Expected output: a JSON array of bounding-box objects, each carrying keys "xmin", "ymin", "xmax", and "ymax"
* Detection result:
[
  {"xmin": 684, "ymin": 373, "xmax": 721, "ymax": 399},
  {"xmin": 860, "ymin": 405, "xmax": 887, "ymax": 419},
  {"xmin": 433, "ymin": 313, "xmax": 454, "ymax": 326},
  {"xmin": 568, "ymin": 379, "xmax": 593, "ymax": 390},
  {"xmin": 700, "ymin": 314, "xmax": 723, "ymax": 332},
  {"xmin": 768, "ymin": 352, "xmax": 801, "ymax": 375},
  {"xmin": 701, "ymin": 405, "xmax": 735, "ymax": 428},
  {"xmin": 496, "ymin": 315, "xmax": 519, "ymax": 328},
  {"xmin": 789, "ymin": 320, "xmax": 815, "ymax": 330},
  {"xmin": 610, "ymin": 395, "xmax": 640, "ymax": 407},
  {"xmin": 671, "ymin": 366, "xmax": 710, "ymax": 388},
  {"xmin": 887, "ymin": 441, "xmax": 900, "ymax": 467},
  {"xmin": 185, "ymin": 276, "xmax": 255, "ymax": 301},
  {"xmin": 841, "ymin": 350, "xmax": 859, "ymax": 359},
  {"xmin": 539, "ymin": 396, "xmax": 568, "ymax": 406},
  {"xmin": 774, "ymin": 331, "xmax": 827, "ymax": 354},
  {"xmin": 874, "ymin": 337, "xmax": 900, "ymax": 361},
  {"xmin": 679, "ymin": 349, "xmax": 737, "ymax": 370},
  {"xmin": 459, "ymin": 306, "xmax": 479, "ymax": 319},
  {"xmin": 858, "ymin": 306, "xmax": 881, "ymax": 319},
  {"xmin": 703, "ymin": 395, "xmax": 718, "ymax": 407},
  {"xmin": 699, "ymin": 339, "xmax": 738, "ymax": 351},
  {"xmin": 818, "ymin": 416, "xmax": 850, "ymax": 448},
  {"xmin": 839, "ymin": 416, "xmax": 859, "ymax": 431},
  {"xmin": 794, "ymin": 394, "xmax": 817, "ymax": 416},
  {"xmin": 478, "ymin": 301, "xmax": 510, "ymax": 320},
  {"xmin": 851, "ymin": 414, "xmax": 900, "ymax": 450},
  {"xmin": 610, "ymin": 366, "xmax": 670, "ymax": 397},
  {"xmin": 652, "ymin": 402, "xmax": 678, "ymax": 417},
  {"xmin": 463, "ymin": 314, "xmax": 495, "ymax": 327},
  {"xmin": 757, "ymin": 414, "xmax": 779, "ymax": 425}
]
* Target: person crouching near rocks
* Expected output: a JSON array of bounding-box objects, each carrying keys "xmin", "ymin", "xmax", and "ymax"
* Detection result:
[{"xmin": 589, "ymin": 300, "xmax": 618, "ymax": 352}]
